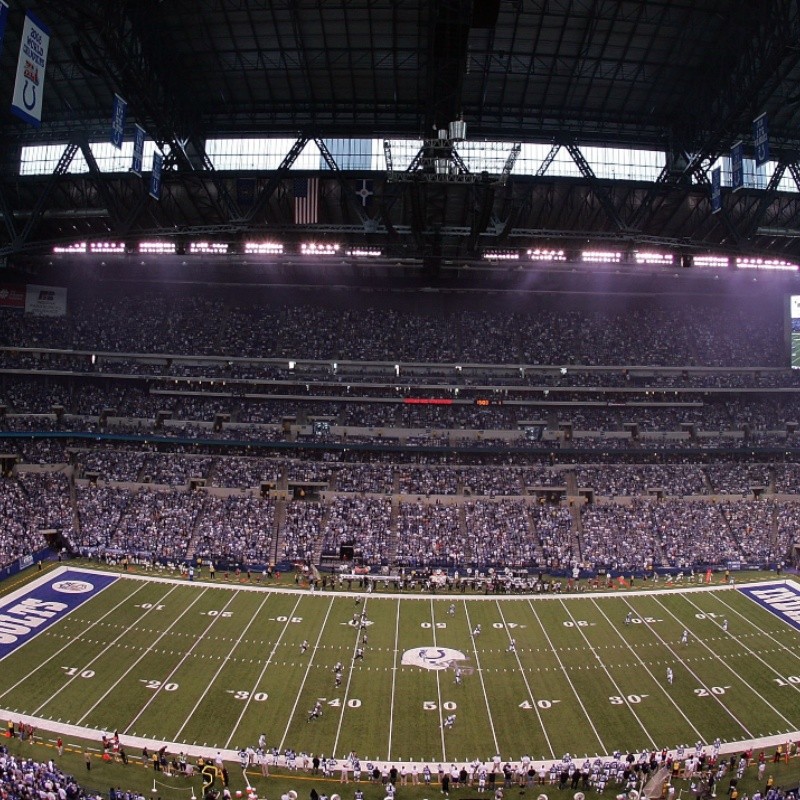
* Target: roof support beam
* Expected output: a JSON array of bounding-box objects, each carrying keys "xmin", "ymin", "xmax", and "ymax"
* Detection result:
[
  {"xmin": 244, "ymin": 136, "xmax": 310, "ymax": 224},
  {"xmin": 562, "ymin": 140, "xmax": 626, "ymax": 231}
]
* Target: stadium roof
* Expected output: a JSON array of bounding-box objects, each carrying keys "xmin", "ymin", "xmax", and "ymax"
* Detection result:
[{"xmin": 2, "ymin": 0, "xmax": 800, "ymax": 271}]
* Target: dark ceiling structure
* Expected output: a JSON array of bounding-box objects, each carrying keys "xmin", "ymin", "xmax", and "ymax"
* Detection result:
[{"xmin": 2, "ymin": 0, "xmax": 800, "ymax": 271}]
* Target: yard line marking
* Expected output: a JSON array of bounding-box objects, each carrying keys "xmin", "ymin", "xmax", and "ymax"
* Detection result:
[
  {"xmin": 278, "ymin": 596, "xmax": 335, "ymax": 751},
  {"xmin": 657, "ymin": 595, "xmax": 799, "ymax": 726},
  {"xmin": 387, "ymin": 598, "xmax": 401, "ymax": 761},
  {"xmin": 332, "ymin": 597, "xmax": 370, "ymax": 759},
  {"xmin": 462, "ymin": 601, "xmax": 500, "ymax": 756},
  {"xmin": 620, "ymin": 597, "xmax": 752, "ymax": 737},
  {"xmin": 31, "ymin": 583, "xmax": 180, "ymax": 716},
  {"xmin": 124, "ymin": 590, "xmax": 240, "ymax": 734},
  {"xmin": 558, "ymin": 598, "xmax": 657, "ymax": 749},
  {"xmin": 0, "ymin": 581, "xmax": 149, "ymax": 703},
  {"xmin": 174, "ymin": 593, "xmax": 271, "ymax": 741},
  {"xmin": 74, "ymin": 588, "xmax": 210, "ymax": 727},
  {"xmin": 225, "ymin": 594, "xmax": 303, "ymax": 749},
  {"xmin": 430, "ymin": 598, "xmax": 446, "ymax": 763},
  {"xmin": 525, "ymin": 600, "xmax": 606, "ymax": 754},
  {"xmin": 589, "ymin": 598, "xmax": 704, "ymax": 740},
  {"xmin": 709, "ymin": 592, "xmax": 800, "ymax": 669},
  {"xmin": 492, "ymin": 600, "xmax": 550, "ymax": 758}
]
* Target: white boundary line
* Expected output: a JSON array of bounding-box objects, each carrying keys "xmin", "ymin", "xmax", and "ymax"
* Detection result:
[
  {"xmin": 2, "ymin": 566, "xmax": 799, "ymax": 770},
  {"xmin": 429, "ymin": 598, "xmax": 447, "ymax": 763}
]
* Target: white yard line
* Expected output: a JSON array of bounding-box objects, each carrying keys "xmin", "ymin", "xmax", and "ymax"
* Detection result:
[
  {"xmin": 124, "ymin": 590, "xmax": 241, "ymax": 735},
  {"xmin": 558, "ymin": 598, "xmax": 657, "ymax": 748},
  {"xmin": 463, "ymin": 600, "xmax": 500, "ymax": 757},
  {"xmin": 386, "ymin": 598, "xmax": 401, "ymax": 761},
  {"xmin": 75, "ymin": 587, "xmax": 209, "ymax": 728},
  {"xmin": 277, "ymin": 596, "xmax": 335, "ymax": 751},
  {"xmin": 525, "ymin": 599, "xmax": 607, "ymax": 754},
  {"xmin": 492, "ymin": 599, "xmax": 551, "ymax": 758},
  {"xmin": 224, "ymin": 594, "xmax": 304, "ymax": 749},
  {"xmin": 589, "ymin": 598, "xmax": 704, "ymax": 740},
  {"xmin": 618, "ymin": 596, "xmax": 753, "ymax": 737},
  {"xmin": 332, "ymin": 596, "xmax": 370, "ymax": 759},
  {"xmin": 708, "ymin": 591, "xmax": 800, "ymax": 667},
  {"xmin": 32, "ymin": 584, "xmax": 181, "ymax": 716},
  {"xmin": 680, "ymin": 593, "xmax": 800, "ymax": 696},
  {"xmin": 430, "ymin": 598, "xmax": 447, "ymax": 763},
  {"xmin": 652, "ymin": 595, "xmax": 797, "ymax": 731},
  {"xmin": 0, "ymin": 580, "xmax": 148, "ymax": 702},
  {"xmin": 174, "ymin": 592, "xmax": 271, "ymax": 741}
]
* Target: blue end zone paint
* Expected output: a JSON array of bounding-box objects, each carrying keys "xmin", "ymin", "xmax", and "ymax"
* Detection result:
[
  {"xmin": 0, "ymin": 569, "xmax": 117, "ymax": 661},
  {"xmin": 738, "ymin": 582, "xmax": 800, "ymax": 632}
]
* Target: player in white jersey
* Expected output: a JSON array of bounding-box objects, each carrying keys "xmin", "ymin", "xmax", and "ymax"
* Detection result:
[
  {"xmin": 444, "ymin": 714, "xmax": 456, "ymax": 729},
  {"xmin": 473, "ymin": 624, "xmax": 482, "ymax": 636},
  {"xmin": 722, "ymin": 618, "xmax": 728, "ymax": 632},
  {"xmin": 666, "ymin": 667, "xmax": 673, "ymax": 685},
  {"xmin": 454, "ymin": 667, "xmax": 462, "ymax": 685},
  {"xmin": 507, "ymin": 638, "xmax": 516, "ymax": 653},
  {"xmin": 448, "ymin": 603, "xmax": 455, "ymax": 616},
  {"xmin": 681, "ymin": 629, "xmax": 689, "ymax": 646},
  {"xmin": 301, "ymin": 639, "xmax": 309, "ymax": 653}
]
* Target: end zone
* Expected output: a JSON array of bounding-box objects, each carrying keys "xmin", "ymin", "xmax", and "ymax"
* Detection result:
[
  {"xmin": 0, "ymin": 567, "xmax": 118, "ymax": 661},
  {"xmin": 738, "ymin": 580, "xmax": 800, "ymax": 632}
]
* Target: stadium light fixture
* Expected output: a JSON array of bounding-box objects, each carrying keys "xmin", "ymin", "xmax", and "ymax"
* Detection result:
[
  {"xmin": 89, "ymin": 242, "xmax": 125, "ymax": 254},
  {"xmin": 581, "ymin": 250, "xmax": 621, "ymax": 263},
  {"xmin": 189, "ymin": 242, "xmax": 229, "ymax": 254},
  {"xmin": 301, "ymin": 242, "xmax": 340, "ymax": 255},
  {"xmin": 634, "ymin": 251, "xmax": 673, "ymax": 265},
  {"xmin": 527, "ymin": 248, "xmax": 566, "ymax": 262},
  {"xmin": 693, "ymin": 255, "xmax": 729, "ymax": 268},
  {"xmin": 244, "ymin": 242, "xmax": 283, "ymax": 254},
  {"xmin": 138, "ymin": 241, "xmax": 177, "ymax": 254},
  {"xmin": 52, "ymin": 242, "xmax": 87, "ymax": 253},
  {"xmin": 736, "ymin": 256, "xmax": 798, "ymax": 271},
  {"xmin": 483, "ymin": 249, "xmax": 519, "ymax": 261},
  {"xmin": 345, "ymin": 247, "xmax": 382, "ymax": 257}
]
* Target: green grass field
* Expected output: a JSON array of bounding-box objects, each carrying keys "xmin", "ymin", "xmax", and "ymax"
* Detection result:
[{"xmin": 1, "ymin": 566, "xmax": 799, "ymax": 765}]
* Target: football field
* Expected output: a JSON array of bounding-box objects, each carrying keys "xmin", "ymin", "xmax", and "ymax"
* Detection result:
[{"xmin": 0, "ymin": 566, "xmax": 799, "ymax": 764}]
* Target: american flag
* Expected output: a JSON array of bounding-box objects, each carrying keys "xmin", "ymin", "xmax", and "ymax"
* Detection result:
[{"xmin": 293, "ymin": 177, "xmax": 318, "ymax": 224}]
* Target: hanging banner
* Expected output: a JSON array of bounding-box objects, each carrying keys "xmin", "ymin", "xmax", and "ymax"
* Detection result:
[
  {"xmin": 149, "ymin": 152, "xmax": 163, "ymax": 200},
  {"xmin": 131, "ymin": 124, "xmax": 146, "ymax": 176},
  {"xmin": 710, "ymin": 166, "xmax": 721, "ymax": 214},
  {"xmin": 110, "ymin": 94, "xmax": 127, "ymax": 149},
  {"xmin": 11, "ymin": 11, "xmax": 50, "ymax": 127},
  {"xmin": 730, "ymin": 141, "xmax": 743, "ymax": 192},
  {"xmin": 0, "ymin": 1, "xmax": 9, "ymax": 59},
  {"xmin": 753, "ymin": 113, "xmax": 769, "ymax": 168}
]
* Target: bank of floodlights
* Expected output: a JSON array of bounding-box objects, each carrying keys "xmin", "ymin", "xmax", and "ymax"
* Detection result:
[
  {"xmin": 634, "ymin": 251, "xmax": 673, "ymax": 265},
  {"xmin": 483, "ymin": 249, "xmax": 519, "ymax": 261},
  {"xmin": 52, "ymin": 242, "xmax": 87, "ymax": 253},
  {"xmin": 527, "ymin": 248, "xmax": 566, "ymax": 262},
  {"xmin": 244, "ymin": 242, "xmax": 283, "ymax": 254},
  {"xmin": 581, "ymin": 250, "xmax": 621, "ymax": 263},
  {"xmin": 693, "ymin": 255, "xmax": 729, "ymax": 268},
  {"xmin": 138, "ymin": 241, "xmax": 176, "ymax": 254},
  {"xmin": 189, "ymin": 242, "xmax": 229, "ymax": 254},
  {"xmin": 345, "ymin": 247, "xmax": 382, "ymax": 257},
  {"xmin": 737, "ymin": 256, "xmax": 798, "ymax": 271},
  {"xmin": 301, "ymin": 242, "xmax": 339, "ymax": 256}
]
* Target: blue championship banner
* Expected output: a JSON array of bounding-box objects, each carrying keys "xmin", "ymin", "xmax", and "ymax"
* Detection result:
[
  {"xmin": 11, "ymin": 11, "xmax": 50, "ymax": 127},
  {"xmin": 150, "ymin": 151, "xmax": 163, "ymax": 200},
  {"xmin": 0, "ymin": 568, "xmax": 117, "ymax": 661},
  {"xmin": 0, "ymin": 1, "xmax": 9, "ymax": 59},
  {"xmin": 710, "ymin": 166, "xmax": 721, "ymax": 214},
  {"xmin": 739, "ymin": 582, "xmax": 800, "ymax": 632},
  {"xmin": 111, "ymin": 93, "xmax": 127, "ymax": 149},
  {"xmin": 730, "ymin": 141, "xmax": 743, "ymax": 192},
  {"xmin": 753, "ymin": 113, "xmax": 769, "ymax": 168},
  {"xmin": 132, "ymin": 124, "xmax": 146, "ymax": 176}
]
